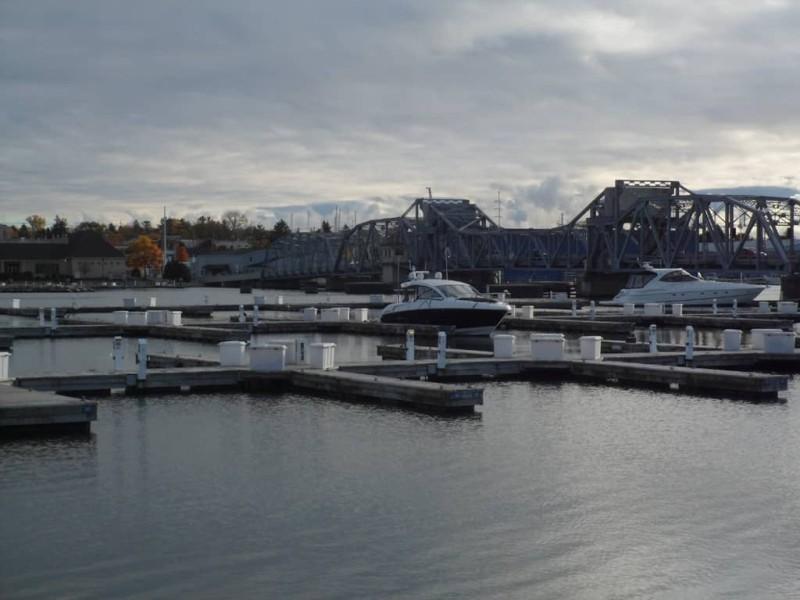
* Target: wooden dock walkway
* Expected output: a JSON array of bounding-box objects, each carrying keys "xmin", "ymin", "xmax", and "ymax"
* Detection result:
[
  {"xmin": 570, "ymin": 359, "xmax": 787, "ymax": 398},
  {"xmin": 0, "ymin": 383, "xmax": 97, "ymax": 434}
]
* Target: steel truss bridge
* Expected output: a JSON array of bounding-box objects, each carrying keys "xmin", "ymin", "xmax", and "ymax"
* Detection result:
[{"xmin": 260, "ymin": 180, "xmax": 800, "ymax": 282}]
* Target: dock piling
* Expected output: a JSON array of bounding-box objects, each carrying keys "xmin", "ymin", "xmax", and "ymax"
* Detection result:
[
  {"xmin": 238, "ymin": 304, "xmax": 246, "ymax": 323},
  {"xmin": 589, "ymin": 300, "xmax": 596, "ymax": 320},
  {"xmin": 38, "ymin": 308, "xmax": 45, "ymax": 327},
  {"xmin": 137, "ymin": 339, "xmax": 148, "ymax": 381},
  {"xmin": 406, "ymin": 329, "xmax": 415, "ymax": 361},
  {"xmin": 713, "ymin": 298, "xmax": 718, "ymax": 315},
  {"xmin": 437, "ymin": 332, "xmax": 447, "ymax": 369},
  {"xmin": 649, "ymin": 324, "xmax": 658, "ymax": 353},
  {"xmin": 112, "ymin": 336, "xmax": 125, "ymax": 371},
  {"xmin": 571, "ymin": 299, "xmax": 577, "ymax": 317},
  {"xmin": 685, "ymin": 326, "xmax": 695, "ymax": 362},
  {"xmin": 50, "ymin": 307, "xmax": 57, "ymax": 329}
]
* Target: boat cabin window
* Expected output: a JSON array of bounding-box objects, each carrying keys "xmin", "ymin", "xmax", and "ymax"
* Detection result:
[
  {"xmin": 438, "ymin": 283, "xmax": 480, "ymax": 298},
  {"xmin": 414, "ymin": 286, "xmax": 442, "ymax": 300},
  {"xmin": 625, "ymin": 273, "xmax": 656, "ymax": 289},
  {"xmin": 660, "ymin": 270, "xmax": 698, "ymax": 283}
]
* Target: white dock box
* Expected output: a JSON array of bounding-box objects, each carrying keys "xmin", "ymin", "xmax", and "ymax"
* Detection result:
[
  {"xmin": 145, "ymin": 310, "xmax": 165, "ymax": 325},
  {"xmin": 128, "ymin": 311, "xmax": 147, "ymax": 326},
  {"xmin": 123, "ymin": 297, "xmax": 138, "ymax": 308},
  {"xmin": 309, "ymin": 342, "xmax": 336, "ymax": 370},
  {"xmin": 750, "ymin": 328, "xmax": 783, "ymax": 350},
  {"xmin": 320, "ymin": 308, "xmax": 340, "ymax": 322},
  {"xmin": 351, "ymin": 308, "xmax": 368, "ymax": 322},
  {"xmin": 530, "ymin": 333, "xmax": 565, "ymax": 361},
  {"xmin": 271, "ymin": 339, "xmax": 299, "ymax": 365},
  {"xmin": 723, "ymin": 329, "xmax": 742, "ymax": 352},
  {"xmin": 369, "ymin": 294, "xmax": 384, "ymax": 304},
  {"xmin": 643, "ymin": 303, "xmax": 664, "ymax": 316},
  {"xmin": 166, "ymin": 311, "xmax": 182, "ymax": 326},
  {"xmin": 8, "ymin": 298, "xmax": 20, "ymax": 309},
  {"xmin": 579, "ymin": 336, "xmax": 602, "ymax": 361},
  {"xmin": 671, "ymin": 303, "xmax": 683, "ymax": 317},
  {"xmin": 493, "ymin": 334, "xmax": 515, "ymax": 359},
  {"xmin": 338, "ymin": 307, "xmax": 351, "ymax": 321},
  {"xmin": 763, "ymin": 331, "xmax": 795, "ymax": 354},
  {"xmin": 253, "ymin": 295, "xmax": 266, "ymax": 306},
  {"xmin": 303, "ymin": 307, "xmax": 318, "ymax": 321},
  {"xmin": 623, "ymin": 303, "xmax": 636, "ymax": 316},
  {"xmin": 778, "ymin": 301, "xmax": 798, "ymax": 314},
  {"xmin": 0, "ymin": 351, "xmax": 9, "ymax": 381},
  {"xmin": 522, "ymin": 305, "xmax": 535, "ymax": 319},
  {"xmin": 112, "ymin": 310, "xmax": 129, "ymax": 325},
  {"xmin": 219, "ymin": 341, "xmax": 248, "ymax": 366},
  {"xmin": 758, "ymin": 301, "xmax": 771, "ymax": 314},
  {"xmin": 250, "ymin": 344, "xmax": 286, "ymax": 372}
]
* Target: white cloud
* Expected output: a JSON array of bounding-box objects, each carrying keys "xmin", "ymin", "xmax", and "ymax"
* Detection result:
[{"xmin": 1, "ymin": 0, "xmax": 800, "ymax": 230}]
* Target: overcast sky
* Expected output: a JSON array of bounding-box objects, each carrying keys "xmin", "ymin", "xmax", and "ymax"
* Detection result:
[{"xmin": 2, "ymin": 0, "xmax": 799, "ymax": 230}]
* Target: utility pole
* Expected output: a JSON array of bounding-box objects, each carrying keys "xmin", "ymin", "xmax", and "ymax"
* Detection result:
[
  {"xmin": 162, "ymin": 206, "xmax": 167, "ymax": 271},
  {"xmin": 496, "ymin": 191, "xmax": 502, "ymax": 227}
]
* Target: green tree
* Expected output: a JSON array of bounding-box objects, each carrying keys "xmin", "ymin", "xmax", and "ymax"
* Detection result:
[
  {"xmin": 51, "ymin": 215, "xmax": 69, "ymax": 237},
  {"xmin": 163, "ymin": 260, "xmax": 191, "ymax": 282},
  {"xmin": 273, "ymin": 219, "xmax": 291, "ymax": 238}
]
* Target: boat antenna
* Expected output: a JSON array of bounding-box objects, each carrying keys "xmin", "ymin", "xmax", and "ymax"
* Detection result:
[{"xmin": 426, "ymin": 187, "xmax": 432, "ymax": 199}]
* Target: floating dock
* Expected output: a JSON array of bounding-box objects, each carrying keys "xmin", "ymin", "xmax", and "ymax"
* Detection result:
[{"xmin": 0, "ymin": 383, "xmax": 97, "ymax": 435}]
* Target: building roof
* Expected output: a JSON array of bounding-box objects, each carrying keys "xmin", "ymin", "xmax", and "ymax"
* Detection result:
[
  {"xmin": 0, "ymin": 232, "xmax": 123, "ymax": 261},
  {"xmin": 0, "ymin": 242, "xmax": 68, "ymax": 260},
  {"xmin": 68, "ymin": 231, "xmax": 124, "ymax": 258}
]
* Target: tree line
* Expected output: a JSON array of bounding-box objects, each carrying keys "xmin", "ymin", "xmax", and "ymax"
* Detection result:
[{"xmin": 5, "ymin": 210, "xmax": 310, "ymax": 249}]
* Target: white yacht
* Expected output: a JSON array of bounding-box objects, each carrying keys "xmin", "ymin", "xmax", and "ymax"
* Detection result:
[
  {"xmin": 380, "ymin": 272, "xmax": 512, "ymax": 336},
  {"xmin": 607, "ymin": 266, "xmax": 765, "ymax": 306}
]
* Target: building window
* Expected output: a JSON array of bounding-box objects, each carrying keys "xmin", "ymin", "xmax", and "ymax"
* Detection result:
[{"xmin": 4, "ymin": 262, "xmax": 20, "ymax": 274}]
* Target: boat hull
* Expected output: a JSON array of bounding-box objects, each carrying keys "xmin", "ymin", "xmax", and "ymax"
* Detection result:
[
  {"xmin": 608, "ymin": 284, "xmax": 765, "ymax": 306},
  {"xmin": 380, "ymin": 306, "xmax": 508, "ymax": 336}
]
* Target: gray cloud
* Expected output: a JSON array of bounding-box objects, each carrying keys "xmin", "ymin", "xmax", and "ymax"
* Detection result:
[{"xmin": 2, "ymin": 0, "xmax": 800, "ymax": 229}]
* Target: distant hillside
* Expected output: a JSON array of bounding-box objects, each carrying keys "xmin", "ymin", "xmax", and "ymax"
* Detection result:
[{"xmin": 696, "ymin": 186, "xmax": 799, "ymax": 198}]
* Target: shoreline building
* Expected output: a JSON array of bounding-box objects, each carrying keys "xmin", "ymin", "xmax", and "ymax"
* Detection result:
[{"xmin": 0, "ymin": 231, "xmax": 127, "ymax": 279}]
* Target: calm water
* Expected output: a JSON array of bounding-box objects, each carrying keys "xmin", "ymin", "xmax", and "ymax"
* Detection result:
[
  {"xmin": 2, "ymin": 287, "xmax": 800, "ymax": 598},
  {"xmin": 2, "ymin": 381, "xmax": 800, "ymax": 599}
]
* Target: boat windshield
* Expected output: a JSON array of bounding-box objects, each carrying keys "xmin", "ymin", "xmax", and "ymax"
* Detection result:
[
  {"xmin": 660, "ymin": 270, "xmax": 698, "ymax": 283},
  {"xmin": 625, "ymin": 273, "xmax": 657, "ymax": 289},
  {"xmin": 438, "ymin": 283, "xmax": 481, "ymax": 298}
]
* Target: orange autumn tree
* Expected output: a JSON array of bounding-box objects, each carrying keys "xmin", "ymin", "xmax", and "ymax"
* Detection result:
[{"xmin": 126, "ymin": 235, "xmax": 163, "ymax": 275}]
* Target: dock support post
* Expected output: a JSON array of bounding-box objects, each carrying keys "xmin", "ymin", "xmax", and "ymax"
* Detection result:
[
  {"xmin": 238, "ymin": 304, "xmax": 246, "ymax": 323},
  {"xmin": 649, "ymin": 324, "xmax": 658, "ymax": 353},
  {"xmin": 589, "ymin": 300, "xmax": 596, "ymax": 320},
  {"xmin": 571, "ymin": 299, "xmax": 577, "ymax": 317},
  {"xmin": 137, "ymin": 338, "xmax": 147, "ymax": 381},
  {"xmin": 712, "ymin": 298, "xmax": 718, "ymax": 315},
  {"xmin": 437, "ymin": 332, "xmax": 447, "ymax": 370},
  {"xmin": 253, "ymin": 305, "xmax": 260, "ymax": 326},
  {"xmin": 112, "ymin": 336, "xmax": 125, "ymax": 371},
  {"xmin": 732, "ymin": 298, "xmax": 738, "ymax": 317},
  {"xmin": 38, "ymin": 308, "xmax": 45, "ymax": 327},
  {"xmin": 50, "ymin": 307, "xmax": 57, "ymax": 329},
  {"xmin": 685, "ymin": 326, "xmax": 695, "ymax": 362},
  {"xmin": 405, "ymin": 329, "xmax": 415, "ymax": 361}
]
